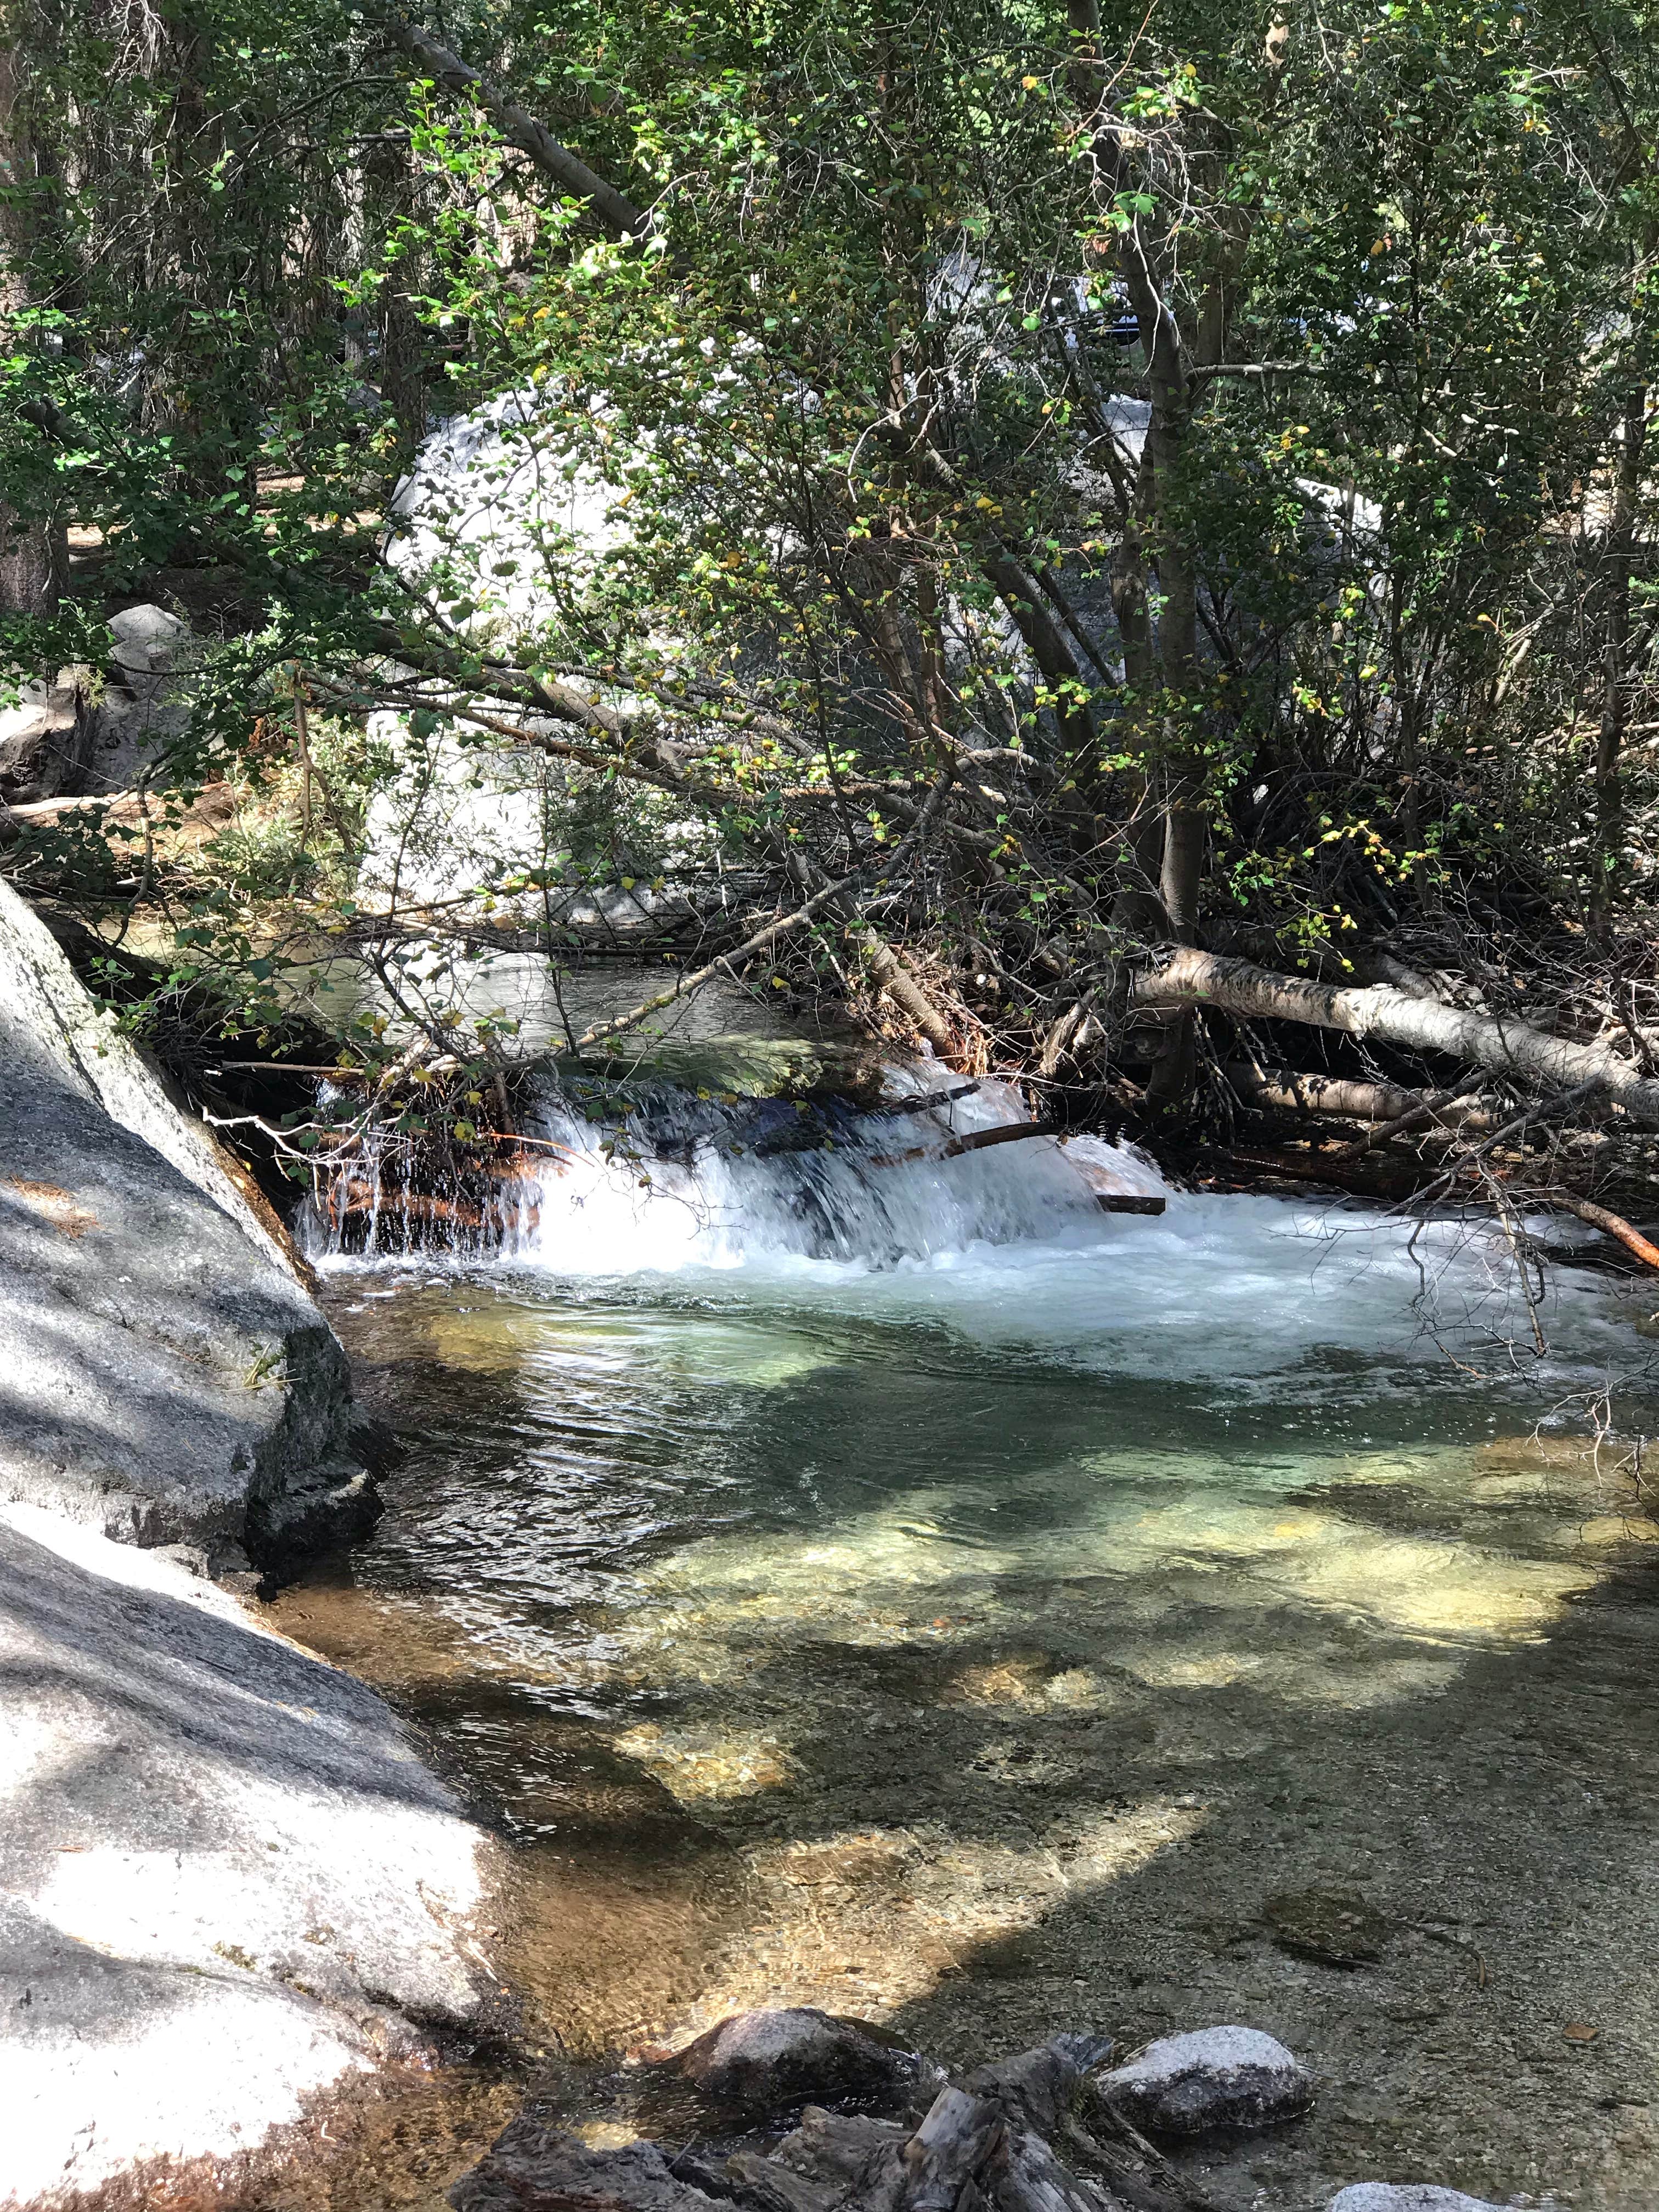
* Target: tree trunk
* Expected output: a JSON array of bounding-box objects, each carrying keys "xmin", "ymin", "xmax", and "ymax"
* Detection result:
[
  {"xmin": 1589, "ymin": 386, "xmax": 1647, "ymax": 945},
  {"xmin": 0, "ymin": 20, "xmax": 63, "ymax": 620},
  {"xmin": 381, "ymin": 16, "xmax": 648, "ymax": 239},
  {"xmin": 1223, "ymin": 1063, "xmax": 1436, "ymax": 1123},
  {"xmin": 1135, "ymin": 946, "xmax": 1659, "ymax": 1125}
]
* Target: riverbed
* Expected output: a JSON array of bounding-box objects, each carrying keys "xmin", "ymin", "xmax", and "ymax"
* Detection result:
[{"xmin": 259, "ymin": 1176, "xmax": 1659, "ymax": 2212}]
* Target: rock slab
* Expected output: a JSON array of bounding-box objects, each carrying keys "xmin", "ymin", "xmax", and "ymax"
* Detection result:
[
  {"xmin": 0, "ymin": 1499, "xmax": 498, "ymax": 2208},
  {"xmin": 0, "ymin": 876, "xmax": 369, "ymax": 1573},
  {"xmin": 1097, "ymin": 2025, "xmax": 1314, "ymax": 2135}
]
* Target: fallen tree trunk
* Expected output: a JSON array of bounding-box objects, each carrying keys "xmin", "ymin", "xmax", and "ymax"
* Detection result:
[
  {"xmin": 1137, "ymin": 949, "xmax": 1659, "ymax": 1126},
  {"xmin": 1222, "ymin": 1062, "xmax": 1426, "ymax": 1123}
]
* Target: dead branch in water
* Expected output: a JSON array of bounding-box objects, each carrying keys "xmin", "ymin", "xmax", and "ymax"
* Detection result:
[{"xmin": 1543, "ymin": 1190, "xmax": 1659, "ymax": 1269}]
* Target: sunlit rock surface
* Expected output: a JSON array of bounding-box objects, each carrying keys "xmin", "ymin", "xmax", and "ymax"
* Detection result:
[
  {"xmin": 0, "ymin": 1502, "xmax": 496, "ymax": 2207},
  {"xmin": 0, "ymin": 877, "xmax": 369, "ymax": 1572}
]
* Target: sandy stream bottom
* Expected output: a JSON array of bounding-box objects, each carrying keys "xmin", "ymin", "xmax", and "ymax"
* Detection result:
[{"xmin": 243, "ymin": 1252, "xmax": 1659, "ymax": 2212}]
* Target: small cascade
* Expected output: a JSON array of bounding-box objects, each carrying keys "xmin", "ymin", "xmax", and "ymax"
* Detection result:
[
  {"xmin": 511, "ymin": 1064, "xmax": 1164, "ymax": 1275},
  {"xmin": 299, "ymin": 1061, "xmax": 1168, "ymax": 1274},
  {"xmin": 299, "ymin": 1080, "xmax": 544, "ymax": 1261}
]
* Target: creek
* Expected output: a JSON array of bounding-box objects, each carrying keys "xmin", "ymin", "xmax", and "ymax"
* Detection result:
[{"xmin": 259, "ymin": 1061, "xmax": 1659, "ymax": 2212}]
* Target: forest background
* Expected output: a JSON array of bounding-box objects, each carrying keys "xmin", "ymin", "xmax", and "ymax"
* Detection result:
[{"xmin": 3, "ymin": 0, "xmax": 1659, "ymax": 1224}]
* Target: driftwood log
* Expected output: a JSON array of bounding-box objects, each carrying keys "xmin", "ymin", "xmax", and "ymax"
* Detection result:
[
  {"xmin": 1222, "ymin": 1063, "xmax": 1429, "ymax": 1124},
  {"xmin": 1136, "ymin": 949, "xmax": 1659, "ymax": 1126},
  {"xmin": 1543, "ymin": 1190, "xmax": 1659, "ymax": 1270},
  {"xmin": 450, "ymin": 2034, "xmax": 1225, "ymax": 2212}
]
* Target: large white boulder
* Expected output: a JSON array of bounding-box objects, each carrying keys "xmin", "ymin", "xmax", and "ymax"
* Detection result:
[{"xmin": 0, "ymin": 1500, "xmax": 497, "ymax": 2204}]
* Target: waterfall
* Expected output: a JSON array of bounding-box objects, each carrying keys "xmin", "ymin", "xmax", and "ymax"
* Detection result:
[
  {"xmin": 299, "ymin": 1062, "xmax": 1166, "ymax": 1273},
  {"xmin": 297, "ymin": 1059, "xmax": 1636, "ymax": 1395},
  {"xmin": 512, "ymin": 1065, "xmax": 1166, "ymax": 1274}
]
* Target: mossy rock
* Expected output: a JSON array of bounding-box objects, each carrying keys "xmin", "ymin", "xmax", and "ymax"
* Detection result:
[
  {"xmin": 551, "ymin": 1032, "xmax": 889, "ymax": 1103},
  {"xmin": 1262, "ymin": 1887, "xmax": 1388, "ymax": 1966}
]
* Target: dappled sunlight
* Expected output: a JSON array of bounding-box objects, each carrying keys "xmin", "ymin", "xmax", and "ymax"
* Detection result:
[
  {"xmin": 607, "ymin": 1442, "xmax": 1618, "ymax": 1733},
  {"xmin": 613, "ymin": 1721, "xmax": 799, "ymax": 1802},
  {"xmin": 284, "ymin": 1246, "xmax": 1659, "ymax": 2088},
  {"xmin": 658, "ymin": 1800, "xmax": 1207, "ymax": 2042}
]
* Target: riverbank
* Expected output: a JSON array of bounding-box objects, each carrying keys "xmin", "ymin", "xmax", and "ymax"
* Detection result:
[{"xmin": 0, "ymin": 877, "xmax": 514, "ymax": 2208}]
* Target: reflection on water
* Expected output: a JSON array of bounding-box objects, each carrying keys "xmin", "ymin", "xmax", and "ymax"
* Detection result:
[{"xmin": 261, "ymin": 1214, "xmax": 1659, "ymax": 2208}]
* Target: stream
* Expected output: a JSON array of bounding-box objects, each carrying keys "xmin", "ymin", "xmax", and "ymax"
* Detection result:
[{"xmin": 258, "ymin": 1075, "xmax": 1659, "ymax": 2212}]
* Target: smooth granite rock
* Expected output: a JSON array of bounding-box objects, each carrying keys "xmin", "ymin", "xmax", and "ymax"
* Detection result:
[
  {"xmin": 0, "ymin": 1500, "xmax": 499, "ymax": 2207},
  {"xmin": 1327, "ymin": 2190, "xmax": 1509, "ymax": 2212},
  {"xmin": 1097, "ymin": 2025, "xmax": 1314, "ymax": 2135},
  {"xmin": 671, "ymin": 2007, "xmax": 939, "ymax": 2119},
  {"xmin": 0, "ymin": 877, "xmax": 370, "ymax": 1573},
  {"xmin": 0, "ymin": 678, "xmax": 92, "ymax": 803}
]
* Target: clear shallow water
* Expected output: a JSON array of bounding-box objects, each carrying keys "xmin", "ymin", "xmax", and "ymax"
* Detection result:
[{"xmin": 267, "ymin": 1192, "xmax": 1659, "ymax": 2209}]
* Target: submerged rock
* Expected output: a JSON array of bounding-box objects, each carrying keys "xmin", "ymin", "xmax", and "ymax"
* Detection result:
[
  {"xmin": 0, "ymin": 878, "xmax": 370, "ymax": 1575},
  {"xmin": 670, "ymin": 2006, "xmax": 942, "ymax": 2119},
  {"xmin": 1, "ymin": 1500, "xmax": 499, "ymax": 2207},
  {"xmin": 1265, "ymin": 1886, "xmax": 1389, "ymax": 1966},
  {"xmin": 451, "ymin": 2129, "xmax": 724, "ymax": 2212},
  {"xmin": 1327, "ymin": 2190, "xmax": 1509, "ymax": 2211},
  {"xmin": 1097, "ymin": 2025, "xmax": 1314, "ymax": 2135}
]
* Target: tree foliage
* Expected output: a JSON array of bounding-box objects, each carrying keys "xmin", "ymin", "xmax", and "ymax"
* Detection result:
[{"xmin": 3, "ymin": 0, "xmax": 1658, "ymax": 1131}]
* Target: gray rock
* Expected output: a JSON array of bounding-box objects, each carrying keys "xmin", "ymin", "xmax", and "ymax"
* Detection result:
[
  {"xmin": 1265, "ymin": 1886, "xmax": 1389, "ymax": 1966},
  {"xmin": 0, "ymin": 878, "xmax": 369, "ymax": 1573},
  {"xmin": 450, "ymin": 2129, "xmax": 723, "ymax": 2212},
  {"xmin": 1, "ymin": 1499, "xmax": 499, "ymax": 2207},
  {"xmin": 0, "ymin": 679, "xmax": 93, "ymax": 803},
  {"xmin": 109, "ymin": 602, "xmax": 193, "ymax": 698},
  {"xmin": 1097, "ymin": 2025, "xmax": 1314, "ymax": 2135},
  {"xmin": 672, "ymin": 2006, "xmax": 940, "ymax": 2119},
  {"xmin": 82, "ymin": 604, "xmax": 197, "ymax": 794},
  {"xmin": 1328, "ymin": 2190, "xmax": 1510, "ymax": 2211}
]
